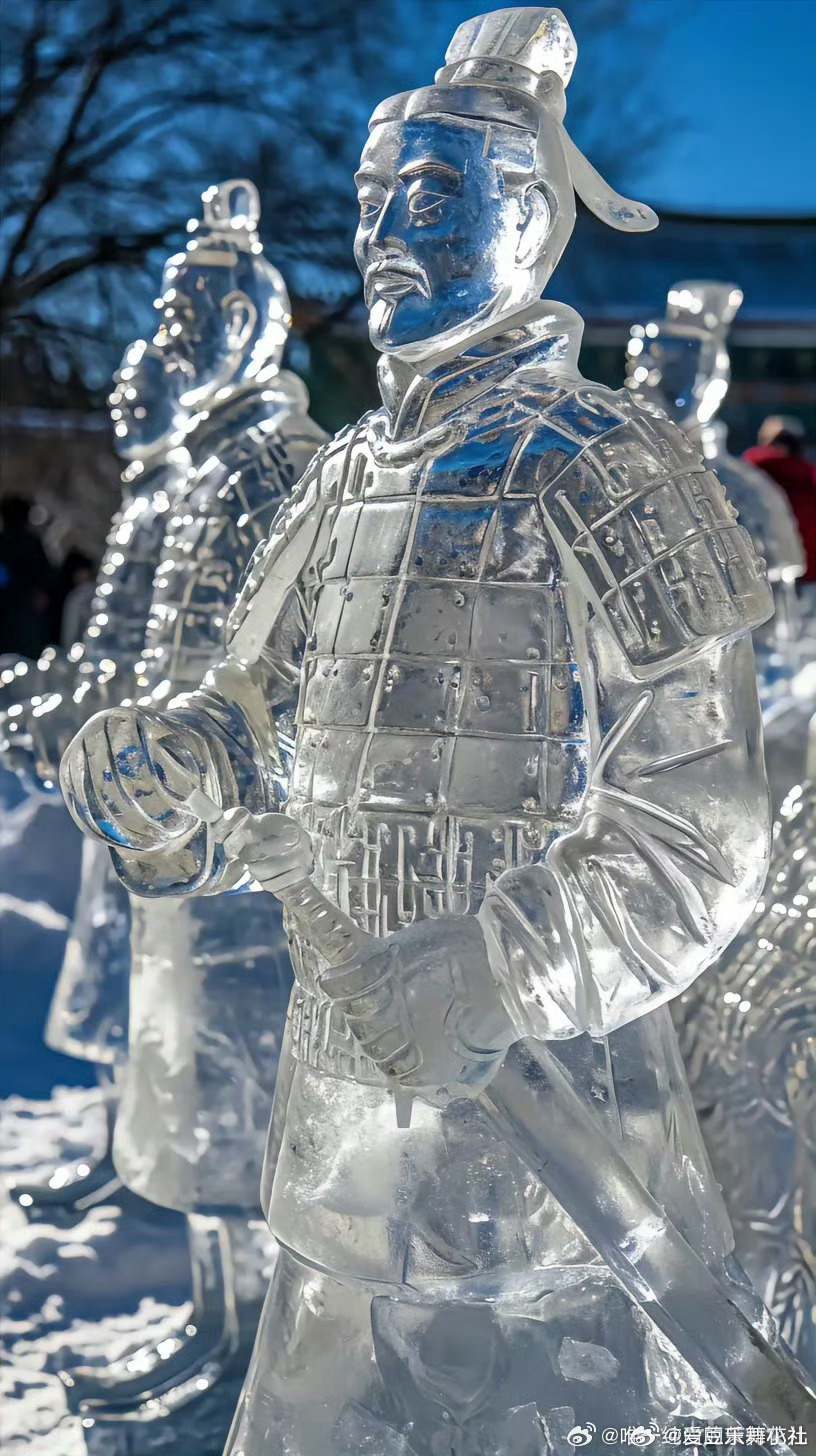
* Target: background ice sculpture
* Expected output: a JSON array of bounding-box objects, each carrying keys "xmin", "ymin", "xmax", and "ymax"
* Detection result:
[
  {"xmin": 676, "ymin": 780, "xmax": 816, "ymax": 1373},
  {"xmin": 624, "ymin": 280, "xmax": 806, "ymax": 706},
  {"xmin": 59, "ymin": 12, "xmax": 811, "ymax": 1455},
  {"xmin": 57, "ymin": 179, "xmax": 327, "ymax": 1427},
  {"xmin": 0, "ymin": 338, "xmax": 187, "ymax": 1209}
]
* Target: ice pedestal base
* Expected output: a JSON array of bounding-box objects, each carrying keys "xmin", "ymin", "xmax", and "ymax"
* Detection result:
[
  {"xmin": 9, "ymin": 1074, "xmax": 121, "ymax": 1214},
  {"xmin": 60, "ymin": 1213, "xmax": 275, "ymax": 1424},
  {"xmin": 229, "ymin": 1250, "xmax": 805, "ymax": 1456}
]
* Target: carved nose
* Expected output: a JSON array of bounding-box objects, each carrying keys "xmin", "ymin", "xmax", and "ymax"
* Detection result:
[{"xmin": 369, "ymin": 193, "xmax": 403, "ymax": 246}]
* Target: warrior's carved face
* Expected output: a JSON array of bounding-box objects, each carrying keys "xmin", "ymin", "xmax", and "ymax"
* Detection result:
[
  {"xmin": 355, "ymin": 117, "xmax": 551, "ymax": 360},
  {"xmin": 156, "ymin": 253, "xmax": 259, "ymax": 405},
  {"xmin": 158, "ymin": 260, "xmax": 232, "ymax": 377},
  {"xmin": 109, "ymin": 344, "xmax": 178, "ymax": 459}
]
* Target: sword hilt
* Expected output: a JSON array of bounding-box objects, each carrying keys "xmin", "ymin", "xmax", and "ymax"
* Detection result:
[
  {"xmin": 276, "ymin": 878, "xmax": 369, "ymax": 966},
  {"xmin": 184, "ymin": 788, "xmax": 370, "ymax": 966}
]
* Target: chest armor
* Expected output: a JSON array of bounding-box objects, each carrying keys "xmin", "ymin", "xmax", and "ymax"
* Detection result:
[
  {"xmin": 290, "ymin": 412, "xmax": 589, "ymax": 933},
  {"xmin": 145, "ymin": 416, "xmax": 305, "ymax": 692},
  {"xmin": 85, "ymin": 470, "xmax": 175, "ymax": 665},
  {"xmin": 288, "ymin": 392, "xmax": 592, "ymax": 1078}
]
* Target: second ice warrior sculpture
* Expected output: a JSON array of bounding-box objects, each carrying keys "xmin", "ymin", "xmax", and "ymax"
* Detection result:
[
  {"xmin": 113, "ymin": 179, "xmax": 325, "ymax": 1215},
  {"xmin": 677, "ymin": 779, "xmax": 816, "ymax": 1374},
  {"xmin": 61, "ymin": 13, "xmax": 812, "ymax": 1452},
  {"xmin": 58, "ymin": 181, "xmax": 327, "ymax": 1426},
  {"xmin": 625, "ymin": 281, "xmax": 806, "ymax": 705},
  {"xmin": 1, "ymin": 338, "xmax": 186, "ymax": 1209}
]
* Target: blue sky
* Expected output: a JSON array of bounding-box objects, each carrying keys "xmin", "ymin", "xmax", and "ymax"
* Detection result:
[
  {"xmin": 636, "ymin": 0, "xmax": 816, "ymax": 213},
  {"xmin": 388, "ymin": 0, "xmax": 816, "ymax": 217}
]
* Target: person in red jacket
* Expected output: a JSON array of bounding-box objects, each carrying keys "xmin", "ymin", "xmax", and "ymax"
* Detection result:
[{"xmin": 745, "ymin": 417, "xmax": 816, "ymax": 581}]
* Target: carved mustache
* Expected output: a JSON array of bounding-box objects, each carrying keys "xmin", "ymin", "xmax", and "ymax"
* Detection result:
[{"xmin": 364, "ymin": 256, "xmax": 431, "ymax": 305}]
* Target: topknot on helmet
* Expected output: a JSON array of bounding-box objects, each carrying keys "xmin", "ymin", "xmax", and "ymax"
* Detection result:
[
  {"xmin": 445, "ymin": 6, "xmax": 575, "ymax": 81},
  {"xmin": 186, "ymin": 179, "xmax": 264, "ymax": 258}
]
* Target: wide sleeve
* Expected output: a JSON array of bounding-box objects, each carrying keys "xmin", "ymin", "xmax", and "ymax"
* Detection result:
[
  {"xmin": 478, "ymin": 401, "xmax": 774, "ymax": 1041},
  {"xmin": 479, "ymin": 612, "xmax": 771, "ymax": 1040}
]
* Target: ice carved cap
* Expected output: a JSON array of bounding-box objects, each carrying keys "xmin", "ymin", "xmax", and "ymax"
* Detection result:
[
  {"xmin": 188, "ymin": 179, "xmax": 263, "ymax": 254},
  {"xmin": 403, "ymin": 7, "xmax": 658, "ymax": 235},
  {"xmin": 444, "ymin": 7, "xmax": 577, "ymax": 87}
]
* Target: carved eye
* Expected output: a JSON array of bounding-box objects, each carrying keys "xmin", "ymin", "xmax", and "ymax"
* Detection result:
[
  {"xmin": 406, "ymin": 188, "xmax": 448, "ymax": 225},
  {"xmin": 357, "ymin": 187, "xmax": 386, "ymax": 223}
]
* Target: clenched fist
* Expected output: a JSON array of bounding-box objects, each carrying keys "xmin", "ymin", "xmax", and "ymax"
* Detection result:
[{"xmin": 59, "ymin": 705, "xmax": 215, "ymax": 853}]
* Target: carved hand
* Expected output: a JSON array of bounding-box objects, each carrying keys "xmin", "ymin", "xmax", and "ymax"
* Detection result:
[
  {"xmin": 220, "ymin": 808, "xmax": 314, "ymax": 895},
  {"xmin": 319, "ymin": 915, "xmax": 515, "ymax": 1104},
  {"xmin": 59, "ymin": 706, "xmax": 213, "ymax": 851}
]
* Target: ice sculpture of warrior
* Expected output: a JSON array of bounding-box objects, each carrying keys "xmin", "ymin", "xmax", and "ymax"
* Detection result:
[
  {"xmin": 56, "ymin": 180, "xmax": 327, "ymax": 1424},
  {"xmin": 61, "ymin": 15, "xmax": 812, "ymax": 1453},
  {"xmin": 625, "ymin": 282, "xmax": 806, "ymax": 702},
  {"xmin": 677, "ymin": 779, "xmax": 816, "ymax": 1375},
  {"xmin": 0, "ymin": 338, "xmax": 186, "ymax": 1210}
]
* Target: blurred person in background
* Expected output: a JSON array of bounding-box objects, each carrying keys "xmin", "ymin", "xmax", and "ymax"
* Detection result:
[
  {"xmin": 745, "ymin": 417, "xmax": 816, "ymax": 581},
  {"xmin": 0, "ymin": 496, "xmax": 56, "ymax": 657},
  {"xmin": 58, "ymin": 549, "xmax": 97, "ymax": 645}
]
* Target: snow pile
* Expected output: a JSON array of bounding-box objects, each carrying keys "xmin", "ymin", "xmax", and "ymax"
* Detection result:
[{"xmin": 1, "ymin": 1089, "xmax": 192, "ymax": 1455}]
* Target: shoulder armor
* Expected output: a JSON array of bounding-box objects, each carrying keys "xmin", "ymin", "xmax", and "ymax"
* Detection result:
[{"xmin": 532, "ymin": 387, "xmax": 773, "ymax": 675}]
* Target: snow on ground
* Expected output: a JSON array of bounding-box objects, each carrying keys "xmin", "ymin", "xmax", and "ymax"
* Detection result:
[
  {"xmin": 1, "ymin": 1087, "xmax": 103, "ymax": 1189},
  {"xmin": 0, "ymin": 1088, "xmax": 194, "ymax": 1455}
]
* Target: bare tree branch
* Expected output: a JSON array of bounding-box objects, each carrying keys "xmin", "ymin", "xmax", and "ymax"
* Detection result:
[
  {"xmin": 1, "ymin": 0, "xmax": 680, "ymax": 405},
  {"xmin": 1, "ymin": 2, "xmax": 123, "ymax": 289},
  {"xmin": 8, "ymin": 228, "xmax": 178, "ymax": 306}
]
